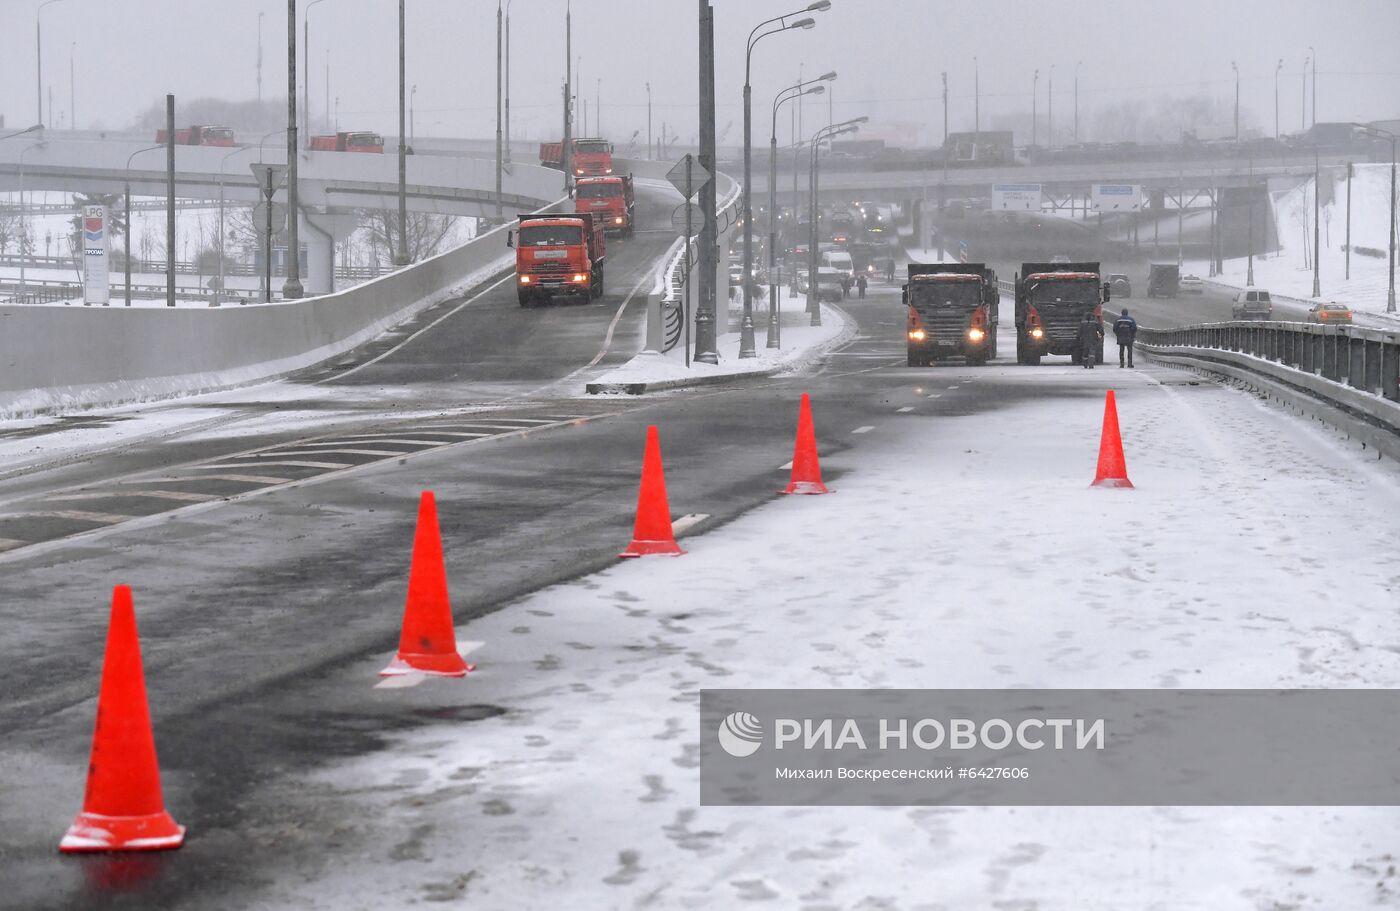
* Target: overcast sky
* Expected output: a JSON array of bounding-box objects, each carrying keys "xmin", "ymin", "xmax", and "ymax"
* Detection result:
[{"xmin": 2, "ymin": 0, "xmax": 1397, "ymax": 147}]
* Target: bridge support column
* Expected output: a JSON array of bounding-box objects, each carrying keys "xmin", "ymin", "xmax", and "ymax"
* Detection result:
[{"xmin": 301, "ymin": 209, "xmax": 359, "ymax": 296}]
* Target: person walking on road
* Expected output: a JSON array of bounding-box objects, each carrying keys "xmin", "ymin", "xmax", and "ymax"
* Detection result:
[
  {"xmin": 1113, "ymin": 307, "xmax": 1138, "ymax": 368},
  {"xmin": 1077, "ymin": 311, "xmax": 1103, "ymax": 369},
  {"xmin": 840, "ymin": 274, "xmax": 852, "ymax": 298},
  {"xmin": 856, "ymin": 272, "xmax": 868, "ymax": 298},
  {"xmin": 884, "ymin": 258, "xmax": 897, "ymax": 283}
]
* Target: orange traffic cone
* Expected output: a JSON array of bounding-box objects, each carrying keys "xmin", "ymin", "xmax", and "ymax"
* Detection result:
[
  {"xmin": 60, "ymin": 586, "xmax": 185, "ymax": 854},
  {"xmin": 620, "ymin": 425, "xmax": 684, "ymax": 557},
  {"xmin": 782, "ymin": 393, "xmax": 830, "ymax": 495},
  {"xmin": 1091, "ymin": 390, "xmax": 1134, "ymax": 489},
  {"xmin": 381, "ymin": 492, "xmax": 473, "ymax": 677}
]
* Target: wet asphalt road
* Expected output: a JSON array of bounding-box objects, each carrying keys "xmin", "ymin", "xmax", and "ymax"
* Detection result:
[{"xmin": 0, "ymin": 210, "xmax": 1247, "ymax": 908}]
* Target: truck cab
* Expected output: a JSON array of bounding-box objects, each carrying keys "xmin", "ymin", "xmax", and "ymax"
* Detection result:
[
  {"xmin": 1015, "ymin": 262, "xmax": 1110, "ymax": 365},
  {"xmin": 903, "ymin": 264, "xmax": 1000, "ymax": 367},
  {"xmin": 574, "ymin": 176, "xmax": 635, "ymax": 236},
  {"xmin": 510, "ymin": 213, "xmax": 606, "ymax": 306}
]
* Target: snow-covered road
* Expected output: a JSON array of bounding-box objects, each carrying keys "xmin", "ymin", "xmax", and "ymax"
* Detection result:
[{"xmin": 225, "ymin": 353, "xmax": 1400, "ymax": 909}]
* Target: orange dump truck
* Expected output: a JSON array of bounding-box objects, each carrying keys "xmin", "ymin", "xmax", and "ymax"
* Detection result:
[
  {"xmin": 509, "ymin": 212, "xmax": 606, "ymax": 306},
  {"xmin": 573, "ymin": 175, "xmax": 635, "ymax": 236}
]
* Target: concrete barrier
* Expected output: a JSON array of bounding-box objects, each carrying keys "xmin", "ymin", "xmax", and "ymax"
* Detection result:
[{"xmin": 0, "ymin": 202, "xmax": 561, "ymax": 419}]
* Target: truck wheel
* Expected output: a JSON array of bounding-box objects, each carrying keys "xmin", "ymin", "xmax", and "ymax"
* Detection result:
[
  {"xmin": 1026, "ymin": 353, "xmax": 1041, "ymax": 366},
  {"xmin": 967, "ymin": 354, "xmax": 986, "ymax": 367},
  {"xmin": 517, "ymin": 290, "xmax": 533, "ymax": 307}
]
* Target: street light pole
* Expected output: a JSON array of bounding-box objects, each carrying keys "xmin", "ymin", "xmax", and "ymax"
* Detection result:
[
  {"xmin": 807, "ymin": 117, "xmax": 865, "ymax": 327},
  {"xmin": 1312, "ymin": 147, "xmax": 1321, "ymax": 298},
  {"xmin": 1274, "ymin": 58, "xmax": 1282, "ymax": 140},
  {"xmin": 396, "ymin": 0, "xmax": 409, "ymax": 266},
  {"xmin": 304, "ymin": 0, "xmax": 328, "ymax": 150},
  {"xmin": 1309, "ymin": 46, "xmax": 1316, "ymax": 128},
  {"xmin": 973, "ymin": 56, "xmax": 979, "ymax": 137},
  {"xmin": 741, "ymin": 3, "xmax": 828, "ymax": 359},
  {"xmin": 768, "ymin": 74, "xmax": 832, "ymax": 349},
  {"xmin": 496, "ymin": 2, "xmax": 504, "ymax": 219},
  {"xmin": 258, "ymin": 11, "xmax": 265, "ymax": 104},
  {"xmin": 941, "ymin": 71, "xmax": 948, "ymax": 211},
  {"xmin": 121, "ymin": 144, "xmax": 161, "ymax": 306},
  {"xmin": 284, "ymin": 0, "xmax": 303, "ymax": 298},
  {"xmin": 1032, "ymin": 69, "xmax": 1038, "ymax": 149},
  {"xmin": 504, "ymin": 0, "xmax": 513, "ymax": 164},
  {"xmin": 1074, "ymin": 60, "xmax": 1081, "ymax": 144},
  {"xmin": 646, "ymin": 82, "xmax": 652, "ymax": 160},
  {"xmin": 1247, "ymin": 151, "xmax": 1255, "ymax": 287},
  {"xmin": 1231, "ymin": 61, "xmax": 1239, "ymax": 142},
  {"xmin": 1349, "ymin": 123, "xmax": 1396, "ymax": 310},
  {"xmin": 166, "ymin": 94, "xmax": 176, "ymax": 308},
  {"xmin": 36, "ymin": 0, "xmax": 64, "ymax": 127},
  {"xmin": 1047, "ymin": 64, "xmax": 1054, "ymax": 151},
  {"xmin": 695, "ymin": 0, "xmax": 718, "ymax": 365},
  {"xmin": 1301, "ymin": 55, "xmax": 1308, "ymax": 132}
]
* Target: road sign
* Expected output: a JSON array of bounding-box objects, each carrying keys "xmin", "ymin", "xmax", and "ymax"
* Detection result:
[
  {"xmin": 1091, "ymin": 184, "xmax": 1142, "ymax": 211},
  {"xmin": 671, "ymin": 202, "xmax": 705, "ymax": 237},
  {"xmin": 992, "ymin": 182, "xmax": 1042, "ymax": 211},
  {"xmin": 666, "ymin": 154, "xmax": 711, "ymax": 200},
  {"xmin": 249, "ymin": 163, "xmax": 288, "ymax": 200},
  {"xmin": 253, "ymin": 201, "xmax": 288, "ymax": 238}
]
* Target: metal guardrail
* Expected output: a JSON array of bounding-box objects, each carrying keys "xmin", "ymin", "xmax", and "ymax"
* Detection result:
[
  {"xmin": 1138, "ymin": 321, "xmax": 1400, "ymax": 402},
  {"xmin": 653, "ymin": 175, "xmax": 742, "ymax": 353},
  {"xmin": 1137, "ymin": 319, "xmax": 1400, "ymax": 459}
]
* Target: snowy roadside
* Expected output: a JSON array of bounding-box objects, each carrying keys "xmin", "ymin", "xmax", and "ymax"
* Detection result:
[
  {"xmin": 236, "ymin": 361, "xmax": 1400, "ymax": 909},
  {"xmin": 585, "ymin": 294, "xmax": 855, "ymax": 394}
]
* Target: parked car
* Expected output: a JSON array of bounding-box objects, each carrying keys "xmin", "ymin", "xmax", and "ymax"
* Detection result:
[
  {"xmin": 1179, "ymin": 274, "xmax": 1204, "ymax": 294},
  {"xmin": 1108, "ymin": 273, "xmax": 1132, "ymax": 298},
  {"xmin": 1231, "ymin": 288, "xmax": 1274, "ymax": 320},
  {"xmin": 1307, "ymin": 302, "xmax": 1354, "ymax": 324}
]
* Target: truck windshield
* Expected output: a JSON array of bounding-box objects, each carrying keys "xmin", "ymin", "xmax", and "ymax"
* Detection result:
[
  {"xmin": 520, "ymin": 225, "xmax": 582, "ymax": 246},
  {"xmin": 1030, "ymin": 280, "xmax": 1098, "ymax": 306},
  {"xmin": 911, "ymin": 283, "xmax": 980, "ymax": 308},
  {"xmin": 347, "ymin": 133, "xmax": 382, "ymax": 148},
  {"xmin": 576, "ymin": 184, "xmax": 621, "ymax": 198},
  {"xmin": 575, "ymin": 141, "xmax": 610, "ymax": 154}
]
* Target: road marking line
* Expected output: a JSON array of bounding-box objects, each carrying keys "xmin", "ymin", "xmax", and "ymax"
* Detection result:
[
  {"xmin": 399, "ymin": 431, "xmax": 492, "ymax": 439},
  {"xmin": 326, "ymin": 272, "xmax": 515, "ymax": 382},
  {"xmin": 0, "ymin": 538, "xmax": 29, "ymax": 552},
  {"xmin": 852, "ymin": 426, "xmax": 874, "ymax": 434},
  {"xmin": 188, "ymin": 460, "xmax": 353, "ymax": 470},
  {"xmin": 290, "ymin": 438, "xmax": 442, "ymax": 448},
  {"xmin": 896, "ymin": 406, "xmax": 914, "ymax": 413},
  {"xmin": 373, "ymin": 673, "xmax": 425, "ymax": 689},
  {"xmin": 586, "ymin": 269, "xmax": 655, "ymax": 369},
  {"xmin": 142, "ymin": 473, "xmax": 292, "ymax": 485},
  {"xmin": 50, "ymin": 490, "xmax": 218, "ymax": 503},
  {"xmin": 23, "ymin": 509, "xmax": 132, "ymax": 525},
  {"xmin": 671, "ymin": 513, "xmax": 710, "ymax": 536},
  {"xmin": 927, "ymin": 393, "xmax": 942, "ymax": 399},
  {"xmin": 779, "ymin": 460, "xmax": 793, "ymax": 470},
  {"xmin": 253, "ymin": 448, "xmax": 408, "ymax": 458}
]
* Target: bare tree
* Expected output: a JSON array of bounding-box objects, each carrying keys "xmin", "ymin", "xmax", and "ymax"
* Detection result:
[
  {"xmin": 0, "ymin": 207, "xmax": 21, "ymax": 257},
  {"xmin": 361, "ymin": 210, "xmax": 459, "ymax": 267}
]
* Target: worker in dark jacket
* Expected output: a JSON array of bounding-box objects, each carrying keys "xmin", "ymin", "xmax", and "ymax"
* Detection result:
[
  {"xmin": 1113, "ymin": 308, "xmax": 1138, "ymax": 368},
  {"xmin": 1076, "ymin": 312, "xmax": 1103, "ymax": 368}
]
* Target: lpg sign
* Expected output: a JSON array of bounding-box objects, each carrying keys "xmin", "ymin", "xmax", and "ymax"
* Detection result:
[{"xmin": 82, "ymin": 205, "xmax": 110, "ymax": 306}]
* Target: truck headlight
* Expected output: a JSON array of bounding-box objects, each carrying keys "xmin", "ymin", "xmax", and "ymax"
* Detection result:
[
  {"xmin": 1030, "ymin": 327, "xmax": 1044, "ymax": 339},
  {"xmin": 967, "ymin": 328, "xmax": 985, "ymax": 342},
  {"xmin": 908, "ymin": 330, "xmax": 926, "ymax": 341},
  {"xmin": 572, "ymin": 273, "xmax": 588, "ymax": 283},
  {"xmin": 615, "ymin": 217, "xmax": 624, "ymax": 224},
  {"xmin": 519, "ymin": 275, "xmax": 532, "ymax": 284}
]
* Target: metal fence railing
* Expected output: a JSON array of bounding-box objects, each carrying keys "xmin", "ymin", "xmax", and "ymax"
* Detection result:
[
  {"xmin": 1138, "ymin": 321, "xmax": 1400, "ymax": 404},
  {"xmin": 653, "ymin": 173, "xmax": 742, "ymax": 354}
]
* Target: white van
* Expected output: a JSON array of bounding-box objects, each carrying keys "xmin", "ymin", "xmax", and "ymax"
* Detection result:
[{"xmin": 821, "ymin": 250, "xmax": 854, "ymax": 278}]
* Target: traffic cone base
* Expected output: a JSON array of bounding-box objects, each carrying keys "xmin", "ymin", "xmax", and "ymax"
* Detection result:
[
  {"xmin": 781, "ymin": 479, "xmax": 830, "ymax": 496},
  {"xmin": 380, "ymin": 651, "xmax": 475, "ymax": 677},
  {"xmin": 383, "ymin": 492, "xmax": 472, "ymax": 678},
  {"xmin": 620, "ymin": 537, "xmax": 685, "ymax": 558},
  {"xmin": 620, "ymin": 426, "xmax": 684, "ymax": 558},
  {"xmin": 61, "ymin": 586, "xmax": 184, "ymax": 855},
  {"xmin": 61, "ymin": 810, "xmax": 186, "ymax": 853},
  {"xmin": 782, "ymin": 393, "xmax": 830, "ymax": 495},
  {"xmin": 1091, "ymin": 389, "xmax": 1134, "ymax": 489}
]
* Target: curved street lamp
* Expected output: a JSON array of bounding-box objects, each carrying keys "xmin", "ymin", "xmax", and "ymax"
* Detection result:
[
  {"xmin": 122, "ymin": 144, "xmax": 164, "ymax": 306},
  {"xmin": 740, "ymin": 1, "xmax": 830, "ymax": 357},
  {"xmin": 36, "ymin": 0, "xmax": 65, "ymax": 126},
  {"xmin": 807, "ymin": 116, "xmax": 867, "ymax": 326},
  {"xmin": 766, "ymin": 72, "xmax": 834, "ymax": 348}
]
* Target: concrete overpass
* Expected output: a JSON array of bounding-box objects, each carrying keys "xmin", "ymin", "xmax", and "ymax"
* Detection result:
[{"xmin": 0, "ymin": 133, "xmax": 564, "ymax": 294}]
